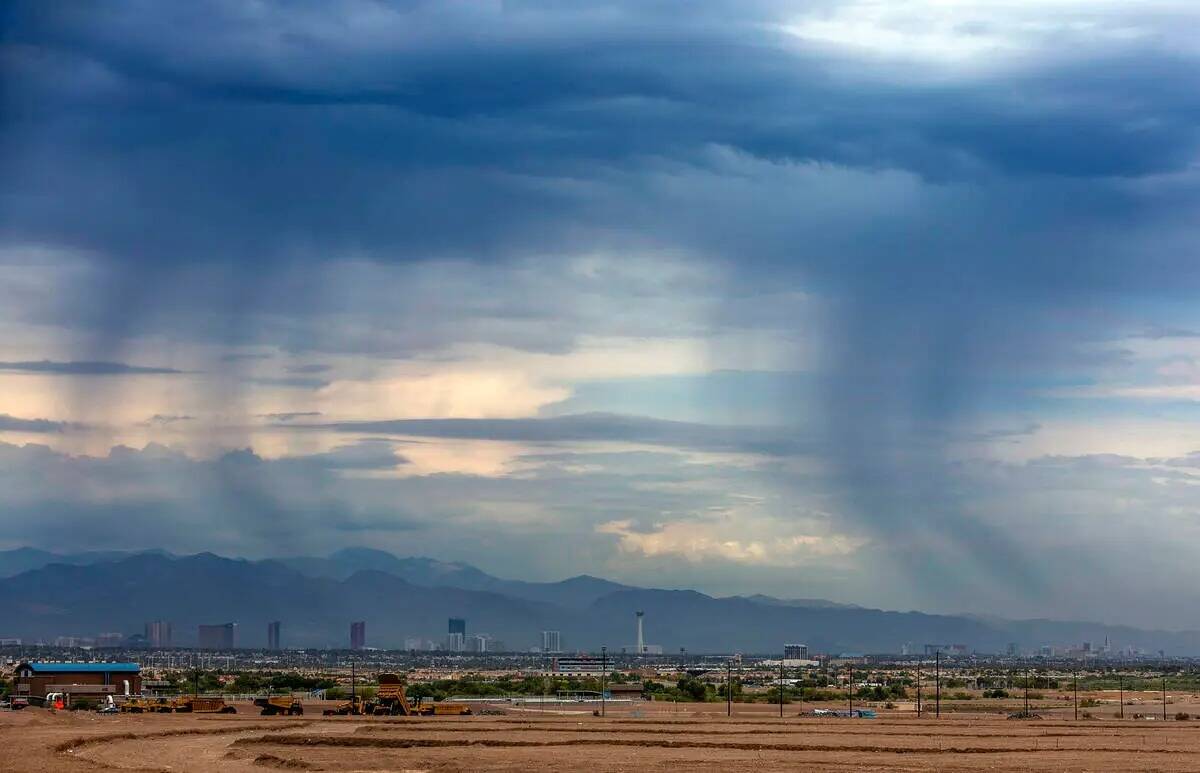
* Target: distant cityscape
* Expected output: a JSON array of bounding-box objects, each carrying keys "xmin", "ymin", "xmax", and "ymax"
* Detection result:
[
  {"xmin": 0, "ymin": 609, "xmax": 1173, "ymax": 663},
  {"xmin": 2, "ymin": 548, "xmax": 1193, "ymax": 657}
]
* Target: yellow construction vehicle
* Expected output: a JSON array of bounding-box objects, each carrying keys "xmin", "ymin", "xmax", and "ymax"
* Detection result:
[
  {"xmin": 420, "ymin": 701, "xmax": 473, "ymax": 716},
  {"xmin": 322, "ymin": 696, "xmax": 371, "ymax": 716},
  {"xmin": 120, "ymin": 696, "xmax": 182, "ymax": 713},
  {"xmin": 178, "ymin": 696, "xmax": 237, "ymax": 714},
  {"xmin": 373, "ymin": 673, "xmax": 414, "ymax": 715},
  {"xmin": 254, "ymin": 695, "xmax": 304, "ymax": 715},
  {"xmin": 373, "ymin": 673, "xmax": 472, "ymax": 717}
]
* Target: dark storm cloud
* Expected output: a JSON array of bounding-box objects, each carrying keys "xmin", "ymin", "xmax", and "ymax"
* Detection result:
[
  {"xmin": 4, "ymin": 1, "xmax": 1200, "ymax": 273},
  {"xmin": 219, "ymin": 352, "xmax": 272, "ymax": 362},
  {"xmin": 4, "ymin": 0, "xmax": 1200, "ymax": 619},
  {"xmin": 247, "ymin": 376, "xmax": 329, "ymax": 389},
  {"xmin": 323, "ymin": 412, "xmax": 811, "ymax": 456},
  {"xmin": 285, "ymin": 364, "xmax": 332, "ymax": 374},
  {"xmin": 258, "ymin": 411, "xmax": 322, "ymax": 422},
  {"xmin": 0, "ymin": 360, "xmax": 183, "ymax": 375},
  {"xmin": 0, "ymin": 441, "xmax": 424, "ymax": 556},
  {"xmin": 0, "ymin": 414, "xmax": 70, "ymax": 433},
  {"xmin": 142, "ymin": 414, "xmax": 195, "ymax": 426},
  {"xmin": 285, "ymin": 442, "xmax": 410, "ymax": 471}
]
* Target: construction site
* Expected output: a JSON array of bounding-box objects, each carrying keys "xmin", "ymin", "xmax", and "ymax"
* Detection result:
[{"xmin": 12, "ymin": 690, "xmax": 1200, "ymax": 772}]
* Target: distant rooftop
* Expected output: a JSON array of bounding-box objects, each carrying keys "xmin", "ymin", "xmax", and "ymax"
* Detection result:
[{"xmin": 19, "ymin": 662, "xmax": 140, "ymax": 673}]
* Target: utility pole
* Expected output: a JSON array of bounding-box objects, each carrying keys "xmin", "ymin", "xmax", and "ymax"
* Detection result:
[
  {"xmin": 350, "ymin": 658, "xmax": 356, "ymax": 709},
  {"xmin": 779, "ymin": 657, "xmax": 785, "ymax": 718},
  {"xmin": 1073, "ymin": 670, "xmax": 1078, "ymax": 721},
  {"xmin": 726, "ymin": 660, "xmax": 732, "ymax": 717},
  {"xmin": 848, "ymin": 664, "xmax": 853, "ymax": 716},
  {"xmin": 1162, "ymin": 675, "xmax": 1167, "ymax": 722},
  {"xmin": 935, "ymin": 650, "xmax": 940, "ymax": 719},
  {"xmin": 601, "ymin": 646, "xmax": 607, "ymax": 718},
  {"xmin": 1024, "ymin": 668, "xmax": 1029, "ymax": 715},
  {"xmin": 1119, "ymin": 673, "xmax": 1124, "ymax": 719},
  {"xmin": 916, "ymin": 659, "xmax": 921, "ymax": 717}
]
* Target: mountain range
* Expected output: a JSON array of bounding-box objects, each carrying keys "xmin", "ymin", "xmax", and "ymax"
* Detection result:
[{"xmin": 2, "ymin": 547, "xmax": 1198, "ymax": 654}]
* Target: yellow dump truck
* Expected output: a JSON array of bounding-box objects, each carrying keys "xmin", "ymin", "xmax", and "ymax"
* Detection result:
[
  {"xmin": 254, "ymin": 695, "xmax": 304, "ymax": 715},
  {"xmin": 179, "ymin": 696, "xmax": 237, "ymax": 714},
  {"xmin": 322, "ymin": 696, "xmax": 371, "ymax": 716},
  {"xmin": 374, "ymin": 673, "xmax": 471, "ymax": 717},
  {"xmin": 120, "ymin": 696, "xmax": 181, "ymax": 713}
]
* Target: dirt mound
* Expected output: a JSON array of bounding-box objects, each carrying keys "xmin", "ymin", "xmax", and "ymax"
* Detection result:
[{"xmin": 254, "ymin": 752, "xmax": 319, "ymax": 769}]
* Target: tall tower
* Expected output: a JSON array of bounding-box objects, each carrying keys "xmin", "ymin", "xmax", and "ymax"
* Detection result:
[{"xmin": 636, "ymin": 611, "xmax": 644, "ymax": 655}]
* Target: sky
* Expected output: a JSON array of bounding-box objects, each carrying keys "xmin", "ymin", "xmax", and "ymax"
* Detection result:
[{"xmin": 4, "ymin": 0, "xmax": 1200, "ymax": 628}]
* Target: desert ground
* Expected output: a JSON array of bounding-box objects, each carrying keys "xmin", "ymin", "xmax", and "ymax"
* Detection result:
[{"xmin": 6, "ymin": 693, "xmax": 1200, "ymax": 772}]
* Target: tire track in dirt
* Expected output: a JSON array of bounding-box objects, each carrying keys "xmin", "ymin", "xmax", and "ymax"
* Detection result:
[
  {"xmin": 351, "ymin": 722, "xmax": 1195, "ymax": 741},
  {"xmin": 235, "ymin": 733, "xmax": 1200, "ymax": 756}
]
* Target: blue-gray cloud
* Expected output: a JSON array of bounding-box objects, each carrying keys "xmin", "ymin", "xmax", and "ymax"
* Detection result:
[
  {"xmin": 4, "ymin": 0, "xmax": 1200, "ymax": 622},
  {"xmin": 258, "ymin": 411, "xmax": 322, "ymax": 422},
  {"xmin": 322, "ymin": 412, "xmax": 811, "ymax": 457},
  {"xmin": 0, "ymin": 360, "xmax": 182, "ymax": 375},
  {"xmin": 0, "ymin": 414, "xmax": 70, "ymax": 433}
]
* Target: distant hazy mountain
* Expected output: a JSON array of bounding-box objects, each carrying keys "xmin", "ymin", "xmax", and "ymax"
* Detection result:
[
  {"xmin": 0, "ymin": 547, "xmax": 173, "ymax": 578},
  {"xmin": 3, "ymin": 549, "xmax": 1200, "ymax": 653},
  {"xmin": 278, "ymin": 548, "xmax": 631, "ymax": 608},
  {"xmin": 736, "ymin": 594, "xmax": 862, "ymax": 610},
  {"xmin": 0, "ymin": 553, "xmax": 559, "ymax": 649}
]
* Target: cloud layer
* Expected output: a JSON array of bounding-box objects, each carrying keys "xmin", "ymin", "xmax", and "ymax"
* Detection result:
[{"xmin": 3, "ymin": 0, "xmax": 1200, "ymax": 626}]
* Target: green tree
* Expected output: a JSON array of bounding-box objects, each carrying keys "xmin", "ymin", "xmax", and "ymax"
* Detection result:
[{"xmin": 676, "ymin": 676, "xmax": 709, "ymax": 702}]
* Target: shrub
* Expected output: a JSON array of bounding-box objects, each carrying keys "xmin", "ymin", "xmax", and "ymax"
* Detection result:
[{"xmin": 1176, "ymin": 712, "xmax": 1191, "ymax": 721}]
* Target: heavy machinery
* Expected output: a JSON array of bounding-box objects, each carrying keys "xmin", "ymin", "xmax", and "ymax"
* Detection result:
[
  {"xmin": 117, "ymin": 695, "xmax": 235, "ymax": 714},
  {"xmin": 322, "ymin": 696, "xmax": 371, "ymax": 716},
  {"xmin": 254, "ymin": 695, "xmax": 304, "ymax": 715},
  {"xmin": 179, "ymin": 696, "xmax": 237, "ymax": 714},
  {"xmin": 319, "ymin": 673, "xmax": 470, "ymax": 717},
  {"xmin": 120, "ymin": 696, "xmax": 180, "ymax": 713},
  {"xmin": 373, "ymin": 673, "xmax": 414, "ymax": 716},
  {"xmin": 373, "ymin": 673, "xmax": 471, "ymax": 717}
]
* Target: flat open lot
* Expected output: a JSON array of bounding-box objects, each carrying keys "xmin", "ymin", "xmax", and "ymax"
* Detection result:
[{"xmin": 6, "ymin": 697, "xmax": 1200, "ymax": 772}]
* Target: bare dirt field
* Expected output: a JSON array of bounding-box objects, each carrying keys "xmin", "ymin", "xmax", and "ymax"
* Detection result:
[{"xmin": 6, "ymin": 694, "xmax": 1200, "ymax": 772}]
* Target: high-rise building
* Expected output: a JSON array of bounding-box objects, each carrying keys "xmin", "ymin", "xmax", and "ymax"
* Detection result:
[
  {"xmin": 784, "ymin": 643, "xmax": 808, "ymax": 660},
  {"xmin": 446, "ymin": 618, "xmax": 466, "ymax": 651},
  {"xmin": 145, "ymin": 620, "xmax": 172, "ymax": 648},
  {"xmin": 198, "ymin": 622, "xmax": 236, "ymax": 649},
  {"xmin": 541, "ymin": 630, "xmax": 562, "ymax": 653},
  {"xmin": 350, "ymin": 621, "xmax": 366, "ymax": 650},
  {"xmin": 267, "ymin": 621, "xmax": 281, "ymax": 650}
]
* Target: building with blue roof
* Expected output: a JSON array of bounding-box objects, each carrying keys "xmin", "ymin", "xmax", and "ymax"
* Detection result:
[{"xmin": 13, "ymin": 661, "xmax": 141, "ymax": 702}]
